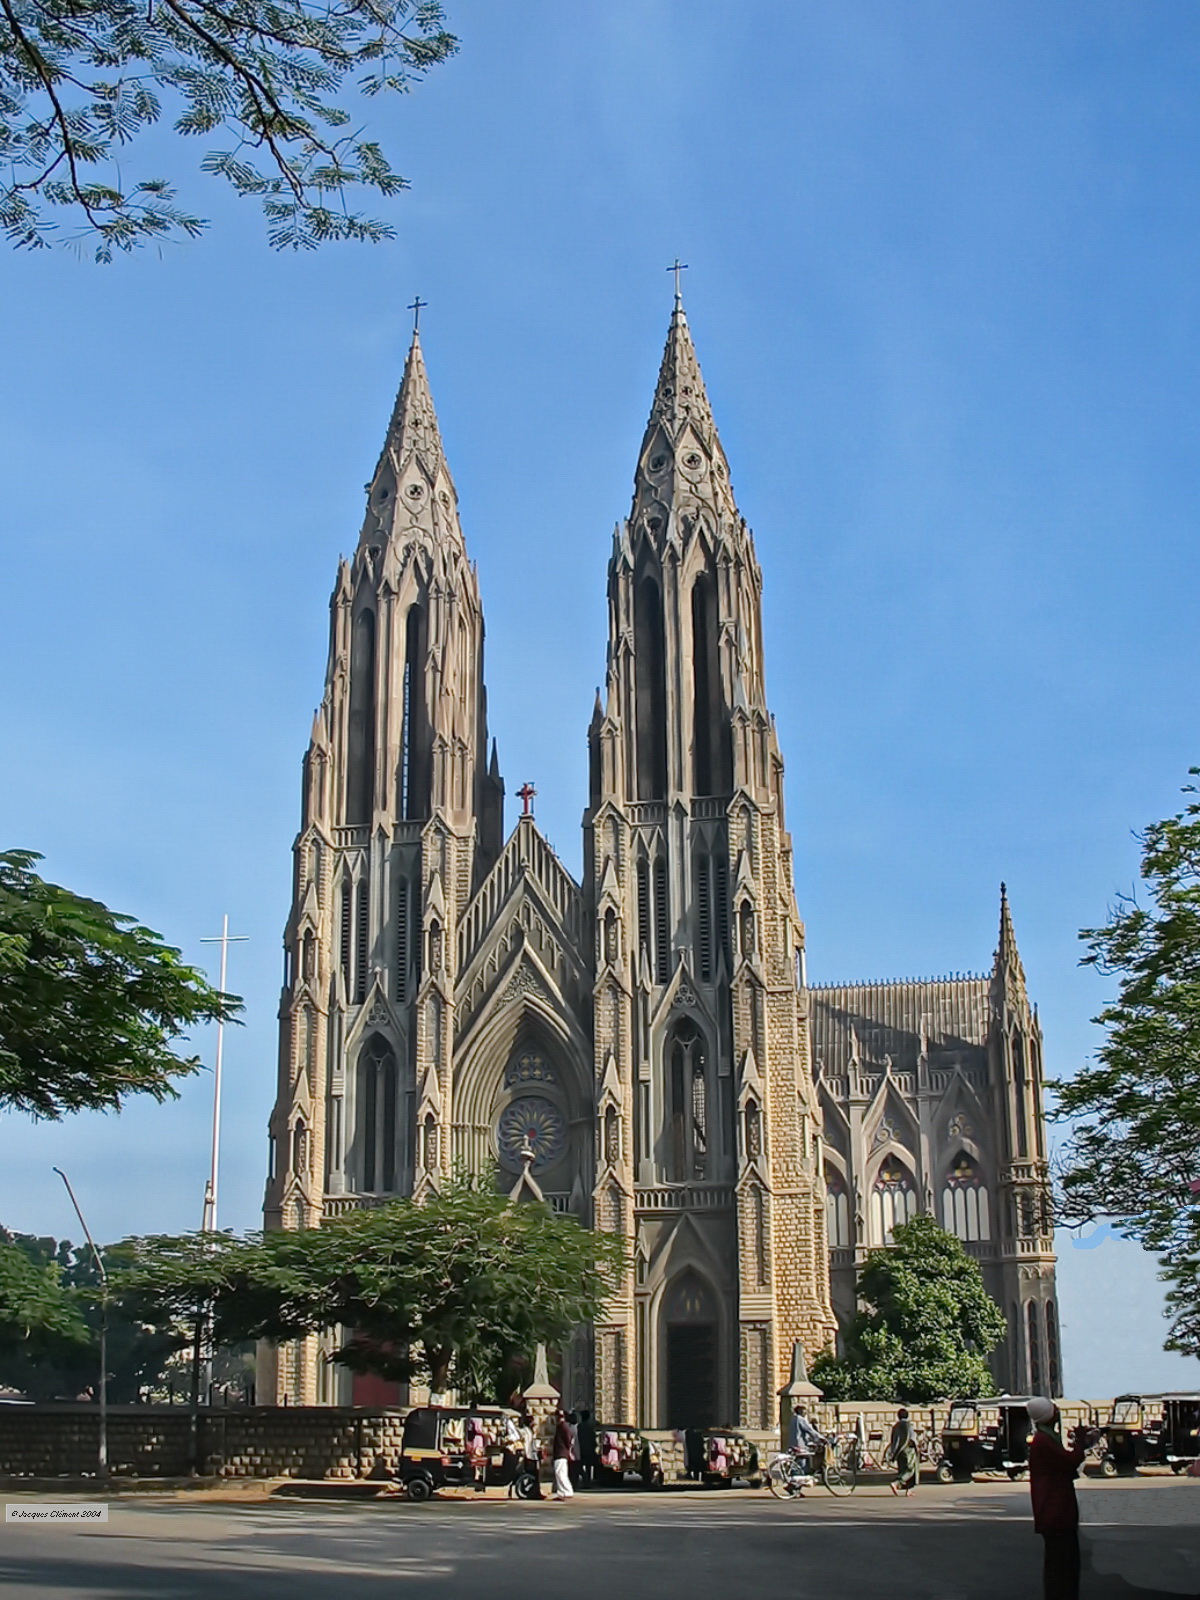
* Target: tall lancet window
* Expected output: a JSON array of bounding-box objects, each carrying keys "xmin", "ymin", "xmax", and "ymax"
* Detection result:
[
  {"xmin": 358, "ymin": 1035, "xmax": 398, "ymax": 1193},
  {"xmin": 871, "ymin": 1155, "xmax": 917, "ymax": 1244},
  {"xmin": 401, "ymin": 606, "xmax": 429, "ymax": 820},
  {"xmin": 634, "ymin": 574, "xmax": 667, "ymax": 800},
  {"xmin": 941, "ymin": 1152, "xmax": 991, "ymax": 1242},
  {"xmin": 1011, "ymin": 1034, "xmax": 1029, "ymax": 1158},
  {"xmin": 691, "ymin": 577, "xmax": 715, "ymax": 795},
  {"xmin": 668, "ymin": 1020, "xmax": 708, "ymax": 1181},
  {"xmin": 347, "ymin": 608, "xmax": 376, "ymax": 824},
  {"xmin": 826, "ymin": 1170, "xmax": 851, "ymax": 1248},
  {"xmin": 695, "ymin": 851, "xmax": 713, "ymax": 981},
  {"xmin": 653, "ymin": 855, "xmax": 670, "ymax": 984}
]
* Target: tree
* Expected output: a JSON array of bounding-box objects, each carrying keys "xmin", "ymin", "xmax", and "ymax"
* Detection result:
[
  {"xmin": 0, "ymin": 1229, "xmax": 191, "ymax": 1401},
  {"xmin": 0, "ymin": 0, "xmax": 457, "ymax": 258},
  {"xmin": 0, "ymin": 1233, "xmax": 89, "ymax": 1379},
  {"xmin": 123, "ymin": 1181, "xmax": 629, "ymax": 1399},
  {"xmin": 0, "ymin": 850, "xmax": 239, "ymax": 1118},
  {"xmin": 810, "ymin": 1215, "xmax": 1007, "ymax": 1403},
  {"xmin": 1054, "ymin": 771, "xmax": 1200, "ymax": 1356}
]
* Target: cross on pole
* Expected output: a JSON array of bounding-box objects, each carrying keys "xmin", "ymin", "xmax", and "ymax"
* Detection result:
[
  {"xmin": 667, "ymin": 258, "xmax": 689, "ymax": 306},
  {"xmin": 407, "ymin": 296, "xmax": 427, "ymax": 332},
  {"xmin": 200, "ymin": 915, "xmax": 248, "ymax": 1233},
  {"xmin": 517, "ymin": 781, "xmax": 537, "ymax": 817}
]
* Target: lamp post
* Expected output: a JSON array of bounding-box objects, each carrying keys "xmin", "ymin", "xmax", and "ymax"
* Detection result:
[{"xmin": 53, "ymin": 1168, "xmax": 107, "ymax": 1485}]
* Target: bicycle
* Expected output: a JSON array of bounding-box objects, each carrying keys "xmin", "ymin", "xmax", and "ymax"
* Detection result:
[{"xmin": 766, "ymin": 1439, "xmax": 857, "ymax": 1498}]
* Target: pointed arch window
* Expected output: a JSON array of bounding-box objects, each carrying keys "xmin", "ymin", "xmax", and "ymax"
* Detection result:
[
  {"xmin": 355, "ymin": 879, "xmax": 370, "ymax": 1003},
  {"xmin": 339, "ymin": 872, "xmax": 353, "ymax": 993},
  {"xmin": 604, "ymin": 1104, "xmax": 620, "ymax": 1168},
  {"xmin": 695, "ymin": 851, "xmax": 713, "ymax": 982},
  {"xmin": 653, "ymin": 855, "xmax": 670, "ymax": 984},
  {"xmin": 634, "ymin": 574, "xmax": 667, "ymax": 800},
  {"xmin": 941, "ymin": 1151, "xmax": 991, "ymax": 1242},
  {"xmin": 292, "ymin": 1118, "xmax": 308, "ymax": 1176},
  {"xmin": 692, "ymin": 576, "xmax": 720, "ymax": 796},
  {"xmin": 636, "ymin": 858, "xmax": 651, "ymax": 971},
  {"xmin": 401, "ymin": 605, "xmax": 429, "ymax": 821},
  {"xmin": 668, "ymin": 1019, "xmax": 708, "ymax": 1181},
  {"xmin": 603, "ymin": 907, "xmax": 619, "ymax": 968},
  {"xmin": 1027, "ymin": 1301, "xmax": 1043, "ymax": 1394},
  {"xmin": 826, "ymin": 1170, "xmax": 851, "ymax": 1249},
  {"xmin": 358, "ymin": 1036, "xmax": 398, "ymax": 1193},
  {"xmin": 739, "ymin": 901, "xmax": 756, "ymax": 960},
  {"xmin": 744, "ymin": 1097, "xmax": 762, "ymax": 1160},
  {"xmin": 422, "ymin": 1112, "xmax": 438, "ymax": 1174},
  {"xmin": 347, "ymin": 608, "xmax": 376, "ymax": 824},
  {"xmin": 871, "ymin": 1155, "xmax": 917, "ymax": 1244},
  {"xmin": 302, "ymin": 930, "xmax": 315, "ymax": 984},
  {"xmin": 1013, "ymin": 1033, "xmax": 1030, "ymax": 1156}
]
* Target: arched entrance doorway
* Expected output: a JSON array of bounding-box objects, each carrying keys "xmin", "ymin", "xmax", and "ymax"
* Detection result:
[{"xmin": 663, "ymin": 1272, "xmax": 718, "ymax": 1429}]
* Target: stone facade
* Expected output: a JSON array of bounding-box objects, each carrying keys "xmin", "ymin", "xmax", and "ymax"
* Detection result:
[{"xmin": 262, "ymin": 298, "xmax": 1055, "ymax": 1420}]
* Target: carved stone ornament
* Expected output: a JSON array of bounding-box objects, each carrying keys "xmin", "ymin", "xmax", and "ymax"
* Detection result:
[
  {"xmin": 367, "ymin": 999, "xmax": 389, "ymax": 1027},
  {"xmin": 673, "ymin": 979, "xmax": 698, "ymax": 1010},
  {"xmin": 872, "ymin": 1117, "xmax": 896, "ymax": 1150},
  {"xmin": 499, "ymin": 966, "xmax": 543, "ymax": 1007},
  {"xmin": 948, "ymin": 1113, "xmax": 973, "ymax": 1140}
]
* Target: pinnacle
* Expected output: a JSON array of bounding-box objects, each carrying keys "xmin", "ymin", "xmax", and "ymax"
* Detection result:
[
  {"xmin": 993, "ymin": 881, "xmax": 1027, "ymax": 989},
  {"xmin": 645, "ymin": 299, "xmax": 717, "ymax": 444},
  {"xmin": 382, "ymin": 328, "xmax": 446, "ymax": 472}
]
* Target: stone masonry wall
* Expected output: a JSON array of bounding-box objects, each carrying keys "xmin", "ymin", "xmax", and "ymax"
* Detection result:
[{"xmin": 0, "ymin": 1406, "xmax": 410, "ymax": 1481}]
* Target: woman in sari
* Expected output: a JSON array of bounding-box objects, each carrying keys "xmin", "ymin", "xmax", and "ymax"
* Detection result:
[{"xmin": 887, "ymin": 1407, "xmax": 919, "ymax": 1495}]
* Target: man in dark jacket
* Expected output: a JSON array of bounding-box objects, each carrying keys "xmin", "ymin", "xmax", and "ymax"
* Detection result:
[
  {"xmin": 1027, "ymin": 1396, "xmax": 1093, "ymax": 1600},
  {"xmin": 551, "ymin": 1406, "xmax": 576, "ymax": 1500}
]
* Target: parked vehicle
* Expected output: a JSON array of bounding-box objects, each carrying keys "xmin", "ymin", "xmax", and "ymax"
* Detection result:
[
  {"xmin": 935, "ymin": 1399, "xmax": 1033, "ymax": 1482},
  {"xmin": 594, "ymin": 1423, "xmax": 664, "ymax": 1488},
  {"xmin": 1097, "ymin": 1395, "xmax": 1164, "ymax": 1476},
  {"xmin": 699, "ymin": 1428, "xmax": 761, "ymax": 1488},
  {"xmin": 394, "ymin": 1405, "xmax": 538, "ymax": 1502},
  {"xmin": 1157, "ymin": 1394, "xmax": 1200, "ymax": 1474}
]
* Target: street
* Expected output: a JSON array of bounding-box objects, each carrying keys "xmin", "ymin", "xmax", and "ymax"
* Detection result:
[{"xmin": 1, "ymin": 1480, "xmax": 1195, "ymax": 1600}]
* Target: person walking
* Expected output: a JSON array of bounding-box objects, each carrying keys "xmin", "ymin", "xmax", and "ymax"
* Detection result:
[
  {"xmin": 1027, "ymin": 1396, "xmax": 1092, "ymax": 1600},
  {"xmin": 551, "ymin": 1406, "xmax": 576, "ymax": 1501},
  {"xmin": 576, "ymin": 1407, "xmax": 598, "ymax": 1486},
  {"xmin": 886, "ymin": 1407, "xmax": 919, "ymax": 1496}
]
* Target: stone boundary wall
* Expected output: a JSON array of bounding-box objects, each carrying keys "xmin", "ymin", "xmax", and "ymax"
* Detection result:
[
  {"xmin": 0, "ymin": 1405, "xmax": 410, "ymax": 1481},
  {"xmin": 0, "ymin": 1400, "xmax": 1119, "ymax": 1482}
]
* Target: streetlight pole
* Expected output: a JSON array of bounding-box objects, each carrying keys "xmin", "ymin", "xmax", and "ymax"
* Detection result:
[
  {"xmin": 53, "ymin": 1168, "xmax": 107, "ymax": 1486},
  {"xmin": 200, "ymin": 915, "xmax": 247, "ymax": 1236}
]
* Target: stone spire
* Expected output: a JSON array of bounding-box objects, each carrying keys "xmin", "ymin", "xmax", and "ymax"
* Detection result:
[
  {"xmin": 359, "ymin": 329, "xmax": 463, "ymax": 552},
  {"xmin": 992, "ymin": 882, "xmax": 1027, "ymax": 1001}
]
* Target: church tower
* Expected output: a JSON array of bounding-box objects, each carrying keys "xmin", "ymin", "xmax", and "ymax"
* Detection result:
[
  {"xmin": 262, "ymin": 329, "xmax": 503, "ymax": 1403},
  {"xmin": 584, "ymin": 292, "xmax": 836, "ymax": 1429},
  {"xmin": 989, "ymin": 886, "xmax": 1061, "ymax": 1395}
]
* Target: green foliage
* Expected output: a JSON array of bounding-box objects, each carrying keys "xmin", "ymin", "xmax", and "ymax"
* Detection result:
[
  {"xmin": 1054, "ymin": 770, "xmax": 1200, "ymax": 1357},
  {"xmin": 0, "ymin": 1229, "xmax": 190, "ymax": 1401},
  {"xmin": 0, "ymin": 850, "xmax": 239, "ymax": 1118},
  {"xmin": 122, "ymin": 1179, "xmax": 629, "ymax": 1399},
  {"xmin": 0, "ymin": 1233, "xmax": 89, "ymax": 1374},
  {"xmin": 0, "ymin": 0, "xmax": 457, "ymax": 256},
  {"xmin": 810, "ymin": 1215, "xmax": 1007, "ymax": 1404}
]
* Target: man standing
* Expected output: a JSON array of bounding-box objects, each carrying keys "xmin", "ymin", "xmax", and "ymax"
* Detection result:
[
  {"xmin": 576, "ymin": 1407, "xmax": 598, "ymax": 1486},
  {"xmin": 552, "ymin": 1406, "xmax": 576, "ymax": 1501},
  {"xmin": 1027, "ymin": 1396, "xmax": 1092, "ymax": 1600}
]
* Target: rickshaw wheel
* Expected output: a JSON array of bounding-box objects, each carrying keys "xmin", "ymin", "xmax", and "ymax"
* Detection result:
[
  {"xmin": 513, "ymin": 1471, "xmax": 539, "ymax": 1500},
  {"xmin": 405, "ymin": 1477, "xmax": 433, "ymax": 1503},
  {"xmin": 934, "ymin": 1461, "xmax": 955, "ymax": 1485},
  {"xmin": 1099, "ymin": 1455, "xmax": 1118, "ymax": 1478}
]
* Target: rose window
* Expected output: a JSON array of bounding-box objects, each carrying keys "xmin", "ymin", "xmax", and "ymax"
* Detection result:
[{"xmin": 496, "ymin": 1095, "xmax": 567, "ymax": 1174}]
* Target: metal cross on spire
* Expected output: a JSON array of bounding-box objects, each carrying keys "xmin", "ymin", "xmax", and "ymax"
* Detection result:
[
  {"xmin": 517, "ymin": 781, "xmax": 537, "ymax": 817},
  {"xmin": 407, "ymin": 295, "xmax": 427, "ymax": 333},
  {"xmin": 667, "ymin": 258, "xmax": 689, "ymax": 308}
]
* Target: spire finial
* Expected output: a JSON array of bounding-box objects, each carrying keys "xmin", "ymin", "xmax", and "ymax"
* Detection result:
[
  {"xmin": 407, "ymin": 295, "xmax": 426, "ymax": 333},
  {"xmin": 667, "ymin": 257, "xmax": 688, "ymax": 310}
]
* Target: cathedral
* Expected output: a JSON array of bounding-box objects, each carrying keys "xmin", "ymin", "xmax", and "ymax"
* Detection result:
[{"xmin": 261, "ymin": 294, "xmax": 1060, "ymax": 1420}]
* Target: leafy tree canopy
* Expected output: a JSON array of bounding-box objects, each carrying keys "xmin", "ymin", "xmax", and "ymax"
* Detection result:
[
  {"xmin": 0, "ymin": 849, "xmax": 240, "ymax": 1119},
  {"xmin": 122, "ymin": 1180, "xmax": 629, "ymax": 1399},
  {"xmin": 1054, "ymin": 771, "xmax": 1200, "ymax": 1357},
  {"xmin": 0, "ymin": 0, "xmax": 457, "ymax": 257},
  {"xmin": 811, "ymin": 1215, "xmax": 1007, "ymax": 1404},
  {"xmin": 0, "ymin": 1232, "xmax": 88, "ymax": 1372},
  {"xmin": 0, "ymin": 1230, "xmax": 191, "ymax": 1402}
]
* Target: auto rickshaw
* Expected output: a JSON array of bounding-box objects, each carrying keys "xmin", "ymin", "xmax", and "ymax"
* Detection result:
[
  {"xmin": 394, "ymin": 1405, "xmax": 538, "ymax": 1501},
  {"xmin": 1096, "ymin": 1395, "xmax": 1164, "ymax": 1476},
  {"xmin": 700, "ymin": 1428, "xmax": 761, "ymax": 1488},
  {"xmin": 1157, "ymin": 1394, "xmax": 1200, "ymax": 1473},
  {"xmin": 935, "ymin": 1399, "xmax": 1033, "ymax": 1482},
  {"xmin": 593, "ymin": 1423, "xmax": 664, "ymax": 1488}
]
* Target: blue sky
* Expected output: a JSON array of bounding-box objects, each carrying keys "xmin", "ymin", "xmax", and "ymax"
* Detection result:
[{"xmin": 2, "ymin": 0, "xmax": 1198, "ymax": 1396}]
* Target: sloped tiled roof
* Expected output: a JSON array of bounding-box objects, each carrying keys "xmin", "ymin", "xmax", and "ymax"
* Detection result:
[{"xmin": 808, "ymin": 976, "xmax": 991, "ymax": 1077}]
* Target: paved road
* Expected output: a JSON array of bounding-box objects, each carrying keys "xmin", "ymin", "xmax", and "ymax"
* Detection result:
[{"xmin": 0, "ymin": 1482, "xmax": 1192, "ymax": 1599}]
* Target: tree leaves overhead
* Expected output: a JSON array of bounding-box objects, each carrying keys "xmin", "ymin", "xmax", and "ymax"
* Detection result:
[
  {"xmin": 811, "ymin": 1215, "xmax": 1007, "ymax": 1404},
  {"xmin": 121, "ymin": 1180, "xmax": 629, "ymax": 1400},
  {"xmin": 0, "ymin": 0, "xmax": 458, "ymax": 257},
  {"xmin": 0, "ymin": 849, "xmax": 239, "ymax": 1118},
  {"xmin": 1054, "ymin": 769, "xmax": 1200, "ymax": 1357},
  {"xmin": 0, "ymin": 1233, "xmax": 89, "ymax": 1365}
]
